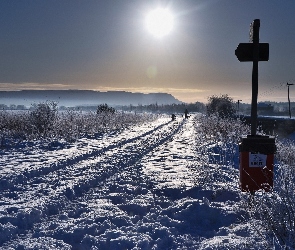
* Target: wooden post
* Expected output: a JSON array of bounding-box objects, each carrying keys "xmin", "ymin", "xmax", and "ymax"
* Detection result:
[{"xmin": 251, "ymin": 19, "xmax": 260, "ymax": 135}]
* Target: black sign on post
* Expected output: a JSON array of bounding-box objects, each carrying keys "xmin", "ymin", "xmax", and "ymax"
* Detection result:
[
  {"xmin": 235, "ymin": 19, "xmax": 269, "ymax": 135},
  {"xmin": 235, "ymin": 43, "xmax": 269, "ymax": 62}
]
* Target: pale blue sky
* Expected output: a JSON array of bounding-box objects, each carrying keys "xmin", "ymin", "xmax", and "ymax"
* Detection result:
[{"xmin": 0, "ymin": 0, "xmax": 294, "ymax": 103}]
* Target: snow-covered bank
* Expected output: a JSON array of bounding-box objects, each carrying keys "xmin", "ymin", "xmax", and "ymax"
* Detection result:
[{"xmin": 0, "ymin": 114, "xmax": 282, "ymax": 249}]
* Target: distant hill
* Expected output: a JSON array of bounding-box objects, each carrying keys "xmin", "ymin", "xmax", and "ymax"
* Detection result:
[{"xmin": 0, "ymin": 90, "xmax": 182, "ymax": 107}]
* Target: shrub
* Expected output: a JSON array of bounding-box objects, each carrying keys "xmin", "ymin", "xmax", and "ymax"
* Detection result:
[
  {"xmin": 196, "ymin": 114, "xmax": 295, "ymax": 248},
  {"xmin": 192, "ymin": 115, "xmax": 250, "ymax": 188},
  {"xmin": 240, "ymin": 139, "xmax": 295, "ymax": 249},
  {"xmin": 29, "ymin": 101, "xmax": 58, "ymax": 136},
  {"xmin": 96, "ymin": 104, "xmax": 115, "ymax": 114},
  {"xmin": 0, "ymin": 110, "xmax": 30, "ymax": 143},
  {"xmin": 0, "ymin": 103, "xmax": 157, "ymax": 145},
  {"xmin": 206, "ymin": 94, "xmax": 236, "ymax": 118}
]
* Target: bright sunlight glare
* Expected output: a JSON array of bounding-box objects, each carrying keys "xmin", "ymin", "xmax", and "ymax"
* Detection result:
[{"xmin": 145, "ymin": 8, "xmax": 174, "ymax": 38}]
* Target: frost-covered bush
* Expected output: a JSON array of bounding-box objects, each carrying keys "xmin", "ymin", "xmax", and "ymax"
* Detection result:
[
  {"xmin": 196, "ymin": 114, "xmax": 295, "ymax": 248},
  {"xmin": 198, "ymin": 115, "xmax": 250, "ymax": 167},
  {"xmin": 0, "ymin": 104, "xmax": 157, "ymax": 146},
  {"xmin": 199, "ymin": 114, "xmax": 250, "ymax": 141},
  {"xmin": 241, "ymin": 139, "xmax": 295, "ymax": 249},
  {"xmin": 192, "ymin": 114, "xmax": 250, "ymax": 188},
  {"xmin": 206, "ymin": 94, "xmax": 236, "ymax": 118},
  {"xmin": 275, "ymin": 139, "xmax": 295, "ymax": 166},
  {"xmin": 29, "ymin": 101, "xmax": 58, "ymax": 136},
  {"xmin": 0, "ymin": 110, "xmax": 34, "ymax": 144},
  {"xmin": 96, "ymin": 103, "xmax": 115, "ymax": 114},
  {"xmin": 198, "ymin": 114, "xmax": 295, "ymax": 248},
  {"xmin": 54, "ymin": 109, "xmax": 142, "ymax": 141}
]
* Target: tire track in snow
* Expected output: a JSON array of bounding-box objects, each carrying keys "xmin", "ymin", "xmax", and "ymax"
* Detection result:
[
  {"xmin": 142, "ymin": 115, "xmax": 199, "ymax": 190},
  {"xmin": 30, "ymin": 116, "xmax": 203, "ymax": 249},
  {"xmin": 0, "ymin": 119, "xmax": 171, "ymax": 191},
  {"xmin": 0, "ymin": 117, "xmax": 184, "ymax": 246}
]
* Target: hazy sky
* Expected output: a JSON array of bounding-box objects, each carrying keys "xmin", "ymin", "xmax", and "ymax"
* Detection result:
[{"xmin": 1, "ymin": 0, "xmax": 295, "ymax": 103}]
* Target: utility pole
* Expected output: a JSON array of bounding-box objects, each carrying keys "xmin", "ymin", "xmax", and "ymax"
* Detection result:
[
  {"xmin": 237, "ymin": 100, "xmax": 242, "ymax": 119},
  {"xmin": 287, "ymin": 82, "xmax": 294, "ymax": 118}
]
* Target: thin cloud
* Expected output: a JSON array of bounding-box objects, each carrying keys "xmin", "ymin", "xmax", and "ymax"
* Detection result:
[
  {"xmin": 93, "ymin": 86, "xmax": 208, "ymax": 94},
  {"xmin": 0, "ymin": 82, "xmax": 75, "ymax": 91}
]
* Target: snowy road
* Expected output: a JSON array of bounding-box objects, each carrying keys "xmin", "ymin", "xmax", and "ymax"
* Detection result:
[{"xmin": 0, "ymin": 114, "xmax": 259, "ymax": 249}]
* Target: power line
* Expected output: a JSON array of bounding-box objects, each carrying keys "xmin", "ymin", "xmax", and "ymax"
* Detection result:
[{"xmin": 258, "ymin": 80, "xmax": 295, "ymax": 99}]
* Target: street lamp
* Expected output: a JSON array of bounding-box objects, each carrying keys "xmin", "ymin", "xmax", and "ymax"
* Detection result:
[{"xmin": 287, "ymin": 82, "xmax": 294, "ymax": 118}]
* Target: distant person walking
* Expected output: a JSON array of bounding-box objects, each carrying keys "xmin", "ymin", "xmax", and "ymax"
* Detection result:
[
  {"xmin": 184, "ymin": 109, "xmax": 189, "ymax": 119},
  {"xmin": 171, "ymin": 114, "xmax": 176, "ymax": 121}
]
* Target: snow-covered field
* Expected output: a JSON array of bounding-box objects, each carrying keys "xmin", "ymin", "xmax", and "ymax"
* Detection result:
[{"xmin": 0, "ymin": 114, "xmax": 281, "ymax": 249}]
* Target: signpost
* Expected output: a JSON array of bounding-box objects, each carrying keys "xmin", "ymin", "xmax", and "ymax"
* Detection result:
[
  {"xmin": 235, "ymin": 19, "xmax": 269, "ymax": 135},
  {"xmin": 236, "ymin": 20, "xmax": 275, "ymax": 193}
]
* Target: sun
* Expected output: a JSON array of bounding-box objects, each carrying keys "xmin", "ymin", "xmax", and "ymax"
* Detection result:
[{"xmin": 145, "ymin": 8, "xmax": 174, "ymax": 38}]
